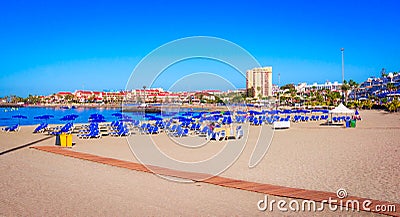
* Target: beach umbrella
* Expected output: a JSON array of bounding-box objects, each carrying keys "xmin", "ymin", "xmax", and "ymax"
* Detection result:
[
  {"xmin": 89, "ymin": 113, "xmax": 103, "ymax": 117},
  {"xmin": 119, "ymin": 115, "xmax": 133, "ymax": 122},
  {"xmin": 192, "ymin": 113, "xmax": 202, "ymax": 119},
  {"xmin": 264, "ymin": 110, "xmax": 277, "ymax": 115},
  {"xmin": 60, "ymin": 114, "xmax": 78, "ymax": 122},
  {"xmin": 236, "ymin": 111, "xmax": 247, "ymax": 115},
  {"xmin": 89, "ymin": 113, "xmax": 105, "ymax": 119},
  {"xmin": 34, "ymin": 115, "xmax": 54, "ymax": 123},
  {"xmin": 146, "ymin": 116, "xmax": 157, "ymax": 121},
  {"xmin": 160, "ymin": 112, "xmax": 176, "ymax": 118},
  {"xmin": 112, "ymin": 112, "xmax": 124, "ymax": 118},
  {"xmin": 176, "ymin": 116, "xmax": 194, "ymax": 122},
  {"xmin": 89, "ymin": 114, "xmax": 106, "ymax": 123},
  {"xmin": 298, "ymin": 110, "xmax": 310, "ymax": 114},
  {"xmin": 34, "ymin": 115, "xmax": 43, "ymax": 120},
  {"xmin": 12, "ymin": 115, "xmax": 27, "ymax": 124},
  {"xmin": 60, "ymin": 116, "xmax": 72, "ymax": 121},
  {"xmin": 151, "ymin": 117, "xmax": 163, "ymax": 121},
  {"xmin": 181, "ymin": 112, "xmax": 194, "ymax": 116},
  {"xmin": 42, "ymin": 114, "xmax": 54, "ymax": 119},
  {"xmin": 89, "ymin": 117, "xmax": 107, "ymax": 123},
  {"xmin": 223, "ymin": 111, "xmax": 233, "ymax": 115},
  {"xmin": 144, "ymin": 114, "xmax": 155, "ymax": 118},
  {"xmin": 66, "ymin": 114, "xmax": 79, "ymax": 120},
  {"xmin": 112, "ymin": 112, "xmax": 134, "ymax": 121},
  {"xmin": 248, "ymin": 110, "xmax": 256, "ymax": 115},
  {"xmin": 355, "ymin": 110, "xmax": 359, "ymax": 115},
  {"xmin": 34, "ymin": 115, "xmax": 44, "ymax": 120},
  {"xmin": 111, "ymin": 112, "xmax": 133, "ymax": 121}
]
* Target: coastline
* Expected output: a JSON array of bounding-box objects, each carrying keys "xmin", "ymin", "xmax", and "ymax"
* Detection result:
[{"xmin": 0, "ymin": 103, "xmax": 234, "ymax": 112}]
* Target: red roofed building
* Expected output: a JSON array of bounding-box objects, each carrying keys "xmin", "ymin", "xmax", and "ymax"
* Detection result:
[
  {"xmin": 57, "ymin": 91, "xmax": 73, "ymax": 95},
  {"xmin": 74, "ymin": 90, "xmax": 94, "ymax": 103},
  {"xmin": 54, "ymin": 91, "xmax": 74, "ymax": 102}
]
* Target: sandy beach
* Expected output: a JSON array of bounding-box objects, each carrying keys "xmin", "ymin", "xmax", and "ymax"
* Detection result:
[{"xmin": 1, "ymin": 110, "xmax": 399, "ymax": 216}]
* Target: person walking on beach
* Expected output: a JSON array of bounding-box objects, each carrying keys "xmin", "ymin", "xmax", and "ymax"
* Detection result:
[
  {"xmin": 209, "ymin": 122, "xmax": 215, "ymax": 131},
  {"xmin": 354, "ymin": 109, "xmax": 361, "ymax": 120}
]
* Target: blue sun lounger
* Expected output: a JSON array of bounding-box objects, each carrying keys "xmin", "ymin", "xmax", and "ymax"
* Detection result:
[
  {"xmin": 110, "ymin": 125, "xmax": 131, "ymax": 137},
  {"xmin": 147, "ymin": 125, "xmax": 159, "ymax": 134},
  {"xmin": 2, "ymin": 124, "xmax": 19, "ymax": 132},
  {"xmin": 33, "ymin": 123, "xmax": 48, "ymax": 133}
]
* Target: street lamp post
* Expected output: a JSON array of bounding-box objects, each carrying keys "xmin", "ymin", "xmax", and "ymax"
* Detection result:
[
  {"xmin": 278, "ymin": 72, "xmax": 280, "ymax": 109},
  {"xmin": 143, "ymin": 85, "xmax": 147, "ymax": 104},
  {"xmin": 341, "ymin": 48, "xmax": 345, "ymax": 103}
]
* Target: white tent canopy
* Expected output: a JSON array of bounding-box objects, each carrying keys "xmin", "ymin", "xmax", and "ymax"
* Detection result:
[{"xmin": 329, "ymin": 103, "xmax": 355, "ymax": 114}]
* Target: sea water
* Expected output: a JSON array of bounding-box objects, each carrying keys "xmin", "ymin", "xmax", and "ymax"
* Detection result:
[{"xmin": 0, "ymin": 106, "xmax": 206, "ymax": 127}]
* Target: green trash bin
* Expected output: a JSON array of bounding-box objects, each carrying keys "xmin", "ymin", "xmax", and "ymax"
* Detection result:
[{"xmin": 350, "ymin": 120, "xmax": 356, "ymax": 128}]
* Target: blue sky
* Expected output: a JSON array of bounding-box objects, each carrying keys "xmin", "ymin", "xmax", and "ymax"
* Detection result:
[{"xmin": 1, "ymin": 0, "xmax": 399, "ymax": 97}]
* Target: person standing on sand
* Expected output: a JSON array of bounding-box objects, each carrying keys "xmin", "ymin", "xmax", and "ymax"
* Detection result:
[
  {"xmin": 209, "ymin": 122, "xmax": 215, "ymax": 131},
  {"xmin": 354, "ymin": 109, "xmax": 361, "ymax": 120}
]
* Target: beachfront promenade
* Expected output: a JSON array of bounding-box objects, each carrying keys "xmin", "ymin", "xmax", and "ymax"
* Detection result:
[{"xmin": 0, "ymin": 110, "xmax": 399, "ymax": 216}]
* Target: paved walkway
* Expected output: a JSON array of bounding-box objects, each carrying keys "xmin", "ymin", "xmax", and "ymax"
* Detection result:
[{"xmin": 31, "ymin": 146, "xmax": 399, "ymax": 216}]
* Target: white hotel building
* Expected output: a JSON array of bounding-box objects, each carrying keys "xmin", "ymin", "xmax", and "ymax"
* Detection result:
[
  {"xmin": 246, "ymin": 67, "xmax": 273, "ymax": 98},
  {"xmin": 296, "ymin": 81, "xmax": 342, "ymax": 93}
]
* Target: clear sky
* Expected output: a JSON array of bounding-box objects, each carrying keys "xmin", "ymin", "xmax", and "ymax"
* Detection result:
[{"xmin": 1, "ymin": 0, "xmax": 399, "ymax": 97}]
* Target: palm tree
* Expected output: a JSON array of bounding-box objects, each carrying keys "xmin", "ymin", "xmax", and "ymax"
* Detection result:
[
  {"xmin": 367, "ymin": 100, "xmax": 373, "ymax": 109},
  {"xmin": 381, "ymin": 68, "xmax": 387, "ymax": 78},
  {"xmin": 327, "ymin": 91, "xmax": 341, "ymax": 106},
  {"xmin": 288, "ymin": 87, "xmax": 297, "ymax": 105},
  {"xmin": 323, "ymin": 89, "xmax": 331, "ymax": 105},
  {"xmin": 341, "ymin": 80, "xmax": 350, "ymax": 104},
  {"xmin": 64, "ymin": 94, "xmax": 74, "ymax": 103},
  {"xmin": 347, "ymin": 79, "xmax": 359, "ymax": 102},
  {"xmin": 315, "ymin": 90, "xmax": 324, "ymax": 105},
  {"xmin": 310, "ymin": 86, "xmax": 317, "ymax": 105},
  {"xmin": 246, "ymin": 87, "xmax": 255, "ymax": 98},
  {"xmin": 256, "ymin": 87, "xmax": 262, "ymax": 99},
  {"xmin": 387, "ymin": 100, "xmax": 399, "ymax": 112}
]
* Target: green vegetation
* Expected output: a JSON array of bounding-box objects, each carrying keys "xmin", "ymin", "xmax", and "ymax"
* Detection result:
[
  {"xmin": 386, "ymin": 100, "xmax": 400, "ymax": 112},
  {"xmin": 246, "ymin": 87, "xmax": 255, "ymax": 98}
]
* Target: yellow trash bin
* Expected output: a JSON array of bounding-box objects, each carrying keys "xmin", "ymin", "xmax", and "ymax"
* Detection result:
[{"xmin": 60, "ymin": 133, "xmax": 73, "ymax": 147}]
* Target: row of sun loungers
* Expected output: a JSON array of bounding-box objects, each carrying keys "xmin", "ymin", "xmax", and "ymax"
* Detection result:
[
  {"xmin": 1, "ymin": 124, "xmax": 20, "ymax": 132},
  {"xmin": 332, "ymin": 116, "xmax": 351, "ymax": 122},
  {"xmin": 78, "ymin": 123, "xmax": 101, "ymax": 139},
  {"xmin": 109, "ymin": 121, "xmax": 131, "ymax": 137},
  {"xmin": 292, "ymin": 115, "xmax": 329, "ymax": 122},
  {"xmin": 50, "ymin": 123, "xmax": 74, "ymax": 135}
]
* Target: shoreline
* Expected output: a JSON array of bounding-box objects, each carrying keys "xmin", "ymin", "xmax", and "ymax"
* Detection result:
[{"xmin": 1, "ymin": 102, "xmax": 390, "ymax": 112}]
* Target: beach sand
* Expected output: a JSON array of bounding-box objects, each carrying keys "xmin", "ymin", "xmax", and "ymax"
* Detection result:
[{"xmin": 0, "ymin": 110, "xmax": 399, "ymax": 216}]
